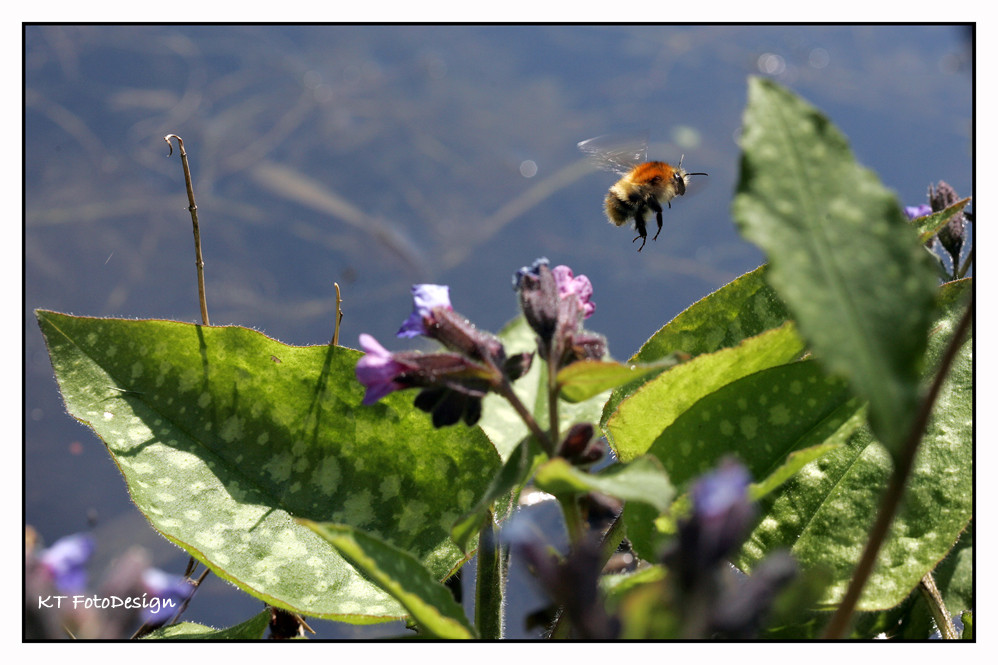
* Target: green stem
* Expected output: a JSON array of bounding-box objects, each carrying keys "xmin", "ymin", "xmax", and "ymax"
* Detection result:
[
  {"xmin": 919, "ymin": 572, "xmax": 957, "ymax": 640},
  {"xmin": 822, "ymin": 297, "xmax": 973, "ymax": 638},
  {"xmin": 474, "ymin": 511, "xmax": 507, "ymax": 640},
  {"xmin": 557, "ymin": 494, "xmax": 585, "ymax": 545},
  {"xmin": 546, "ymin": 349, "xmax": 561, "ymax": 447},
  {"xmin": 956, "ymin": 246, "xmax": 973, "ymax": 280},
  {"xmin": 495, "ymin": 379, "xmax": 555, "ymax": 457}
]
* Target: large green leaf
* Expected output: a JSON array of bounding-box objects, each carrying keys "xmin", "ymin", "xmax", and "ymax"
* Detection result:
[
  {"xmin": 606, "ymin": 322, "xmax": 805, "ymax": 462},
  {"xmin": 736, "ymin": 279, "xmax": 972, "ymax": 610},
  {"xmin": 601, "ymin": 265, "xmax": 790, "ymax": 432},
  {"xmin": 36, "ymin": 311, "xmax": 500, "ymax": 622},
  {"xmin": 631, "ymin": 264, "xmax": 790, "ymax": 364},
  {"xmin": 732, "ymin": 77, "xmax": 938, "ymax": 456},
  {"xmin": 304, "ymin": 522, "xmax": 476, "ymax": 639},
  {"xmin": 624, "ymin": 359, "xmax": 865, "ymax": 561}
]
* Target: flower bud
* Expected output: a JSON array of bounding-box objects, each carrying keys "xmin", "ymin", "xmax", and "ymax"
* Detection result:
[
  {"xmin": 929, "ymin": 181, "xmax": 967, "ymax": 270},
  {"xmin": 661, "ymin": 458, "xmax": 755, "ymax": 591}
]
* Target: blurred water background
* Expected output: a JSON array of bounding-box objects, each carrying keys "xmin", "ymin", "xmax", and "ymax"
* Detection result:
[{"xmin": 24, "ymin": 25, "xmax": 972, "ymax": 638}]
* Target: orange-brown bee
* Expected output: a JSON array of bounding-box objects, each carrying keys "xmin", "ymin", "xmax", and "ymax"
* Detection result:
[{"xmin": 578, "ymin": 133, "xmax": 707, "ymax": 251}]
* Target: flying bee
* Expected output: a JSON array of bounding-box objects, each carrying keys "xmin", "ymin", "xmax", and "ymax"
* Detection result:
[{"xmin": 578, "ymin": 133, "xmax": 708, "ymax": 251}]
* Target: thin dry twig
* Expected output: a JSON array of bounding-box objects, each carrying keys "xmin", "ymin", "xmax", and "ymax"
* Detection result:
[
  {"xmin": 164, "ymin": 134, "xmax": 210, "ymax": 326},
  {"xmin": 332, "ymin": 282, "xmax": 344, "ymax": 346}
]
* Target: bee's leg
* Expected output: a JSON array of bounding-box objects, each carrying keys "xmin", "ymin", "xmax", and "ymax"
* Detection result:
[
  {"xmin": 647, "ymin": 199, "xmax": 664, "ymax": 241},
  {"xmin": 632, "ymin": 212, "xmax": 648, "ymax": 252}
]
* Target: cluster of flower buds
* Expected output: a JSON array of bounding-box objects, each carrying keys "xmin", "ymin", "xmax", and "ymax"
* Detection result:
[
  {"xmin": 905, "ymin": 180, "xmax": 970, "ymax": 273},
  {"xmin": 660, "ymin": 459, "xmax": 797, "ymax": 638},
  {"xmin": 555, "ymin": 422, "xmax": 607, "ymax": 467},
  {"xmin": 513, "ymin": 258, "xmax": 606, "ymax": 370},
  {"xmin": 355, "ymin": 260, "xmax": 602, "ymax": 429}
]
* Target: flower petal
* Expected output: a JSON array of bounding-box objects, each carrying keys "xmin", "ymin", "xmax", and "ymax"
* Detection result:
[{"xmin": 398, "ymin": 284, "xmax": 452, "ymax": 338}]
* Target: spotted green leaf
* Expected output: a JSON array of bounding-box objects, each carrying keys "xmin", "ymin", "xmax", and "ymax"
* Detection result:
[
  {"xmin": 736, "ymin": 279, "xmax": 972, "ymax": 610},
  {"xmin": 606, "ymin": 321, "xmax": 805, "ymax": 463},
  {"xmin": 623, "ymin": 358, "xmax": 865, "ymax": 560},
  {"xmin": 601, "ymin": 265, "xmax": 791, "ymax": 427},
  {"xmin": 732, "ymin": 77, "xmax": 938, "ymax": 457},
  {"xmin": 36, "ymin": 311, "xmax": 500, "ymax": 622},
  {"xmin": 304, "ymin": 522, "xmax": 476, "ymax": 639},
  {"xmin": 630, "ymin": 264, "xmax": 790, "ymax": 364},
  {"xmin": 141, "ymin": 609, "xmax": 272, "ymax": 640}
]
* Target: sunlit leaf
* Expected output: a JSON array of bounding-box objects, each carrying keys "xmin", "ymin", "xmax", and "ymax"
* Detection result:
[
  {"xmin": 557, "ymin": 357, "xmax": 684, "ymax": 404},
  {"xmin": 736, "ymin": 280, "xmax": 972, "ymax": 610},
  {"xmin": 533, "ymin": 455, "xmax": 674, "ymax": 513},
  {"xmin": 624, "ymin": 359, "xmax": 865, "ymax": 560},
  {"xmin": 605, "ymin": 322, "xmax": 805, "ymax": 462},
  {"xmin": 602, "ymin": 265, "xmax": 790, "ymax": 426},
  {"xmin": 36, "ymin": 311, "xmax": 500, "ymax": 622},
  {"xmin": 732, "ymin": 77, "xmax": 938, "ymax": 456},
  {"xmin": 304, "ymin": 522, "xmax": 476, "ymax": 639}
]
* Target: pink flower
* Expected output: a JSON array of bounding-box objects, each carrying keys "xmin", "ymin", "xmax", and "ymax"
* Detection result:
[
  {"xmin": 355, "ymin": 334, "xmax": 409, "ymax": 405},
  {"xmin": 551, "ymin": 265, "xmax": 595, "ymax": 319}
]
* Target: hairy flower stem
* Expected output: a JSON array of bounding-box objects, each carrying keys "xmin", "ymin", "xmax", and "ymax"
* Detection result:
[
  {"xmin": 558, "ymin": 494, "xmax": 585, "ymax": 545},
  {"xmin": 495, "ymin": 380, "xmax": 555, "ymax": 457},
  {"xmin": 546, "ymin": 350, "xmax": 561, "ymax": 446},
  {"xmin": 920, "ymin": 571, "xmax": 958, "ymax": 639},
  {"xmin": 823, "ymin": 297, "xmax": 973, "ymax": 639},
  {"xmin": 475, "ymin": 510, "xmax": 507, "ymax": 639},
  {"xmin": 956, "ymin": 247, "xmax": 973, "ymax": 280}
]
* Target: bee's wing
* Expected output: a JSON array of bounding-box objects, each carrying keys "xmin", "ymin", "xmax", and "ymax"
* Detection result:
[{"xmin": 577, "ymin": 132, "xmax": 649, "ymax": 175}]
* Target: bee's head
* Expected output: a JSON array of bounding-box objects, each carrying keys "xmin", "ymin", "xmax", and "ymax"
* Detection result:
[{"xmin": 676, "ymin": 155, "xmax": 708, "ymax": 194}]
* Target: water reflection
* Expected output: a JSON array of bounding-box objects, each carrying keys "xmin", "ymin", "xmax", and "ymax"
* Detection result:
[{"xmin": 25, "ymin": 25, "xmax": 971, "ymax": 638}]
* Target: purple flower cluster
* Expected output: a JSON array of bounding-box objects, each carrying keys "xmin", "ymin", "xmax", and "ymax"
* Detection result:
[
  {"xmin": 355, "ymin": 260, "xmax": 601, "ymax": 428},
  {"xmin": 659, "ymin": 459, "xmax": 797, "ymax": 638},
  {"xmin": 140, "ymin": 567, "xmax": 195, "ymax": 626},
  {"xmin": 26, "ymin": 529, "xmax": 198, "ymax": 638},
  {"xmin": 514, "ymin": 258, "xmax": 605, "ymax": 368},
  {"xmin": 355, "ymin": 283, "xmax": 524, "ymax": 427},
  {"xmin": 38, "ymin": 532, "xmax": 95, "ymax": 593}
]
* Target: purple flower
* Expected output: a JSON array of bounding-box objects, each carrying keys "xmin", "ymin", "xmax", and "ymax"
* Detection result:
[
  {"xmin": 39, "ymin": 532, "xmax": 95, "ymax": 593},
  {"xmin": 397, "ymin": 284, "xmax": 452, "ymax": 338},
  {"xmin": 141, "ymin": 567, "xmax": 194, "ymax": 626},
  {"xmin": 662, "ymin": 459, "xmax": 756, "ymax": 593},
  {"xmin": 355, "ymin": 334, "xmax": 408, "ymax": 405},
  {"xmin": 514, "ymin": 258, "xmax": 605, "ymax": 368},
  {"xmin": 552, "ymin": 265, "xmax": 595, "ymax": 319},
  {"xmin": 691, "ymin": 460, "xmax": 752, "ymax": 521},
  {"xmin": 904, "ymin": 204, "xmax": 932, "ymax": 220},
  {"xmin": 514, "ymin": 257, "xmax": 551, "ymax": 288}
]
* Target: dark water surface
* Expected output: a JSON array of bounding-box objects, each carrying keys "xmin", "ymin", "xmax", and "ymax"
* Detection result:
[{"xmin": 25, "ymin": 25, "xmax": 972, "ymax": 638}]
